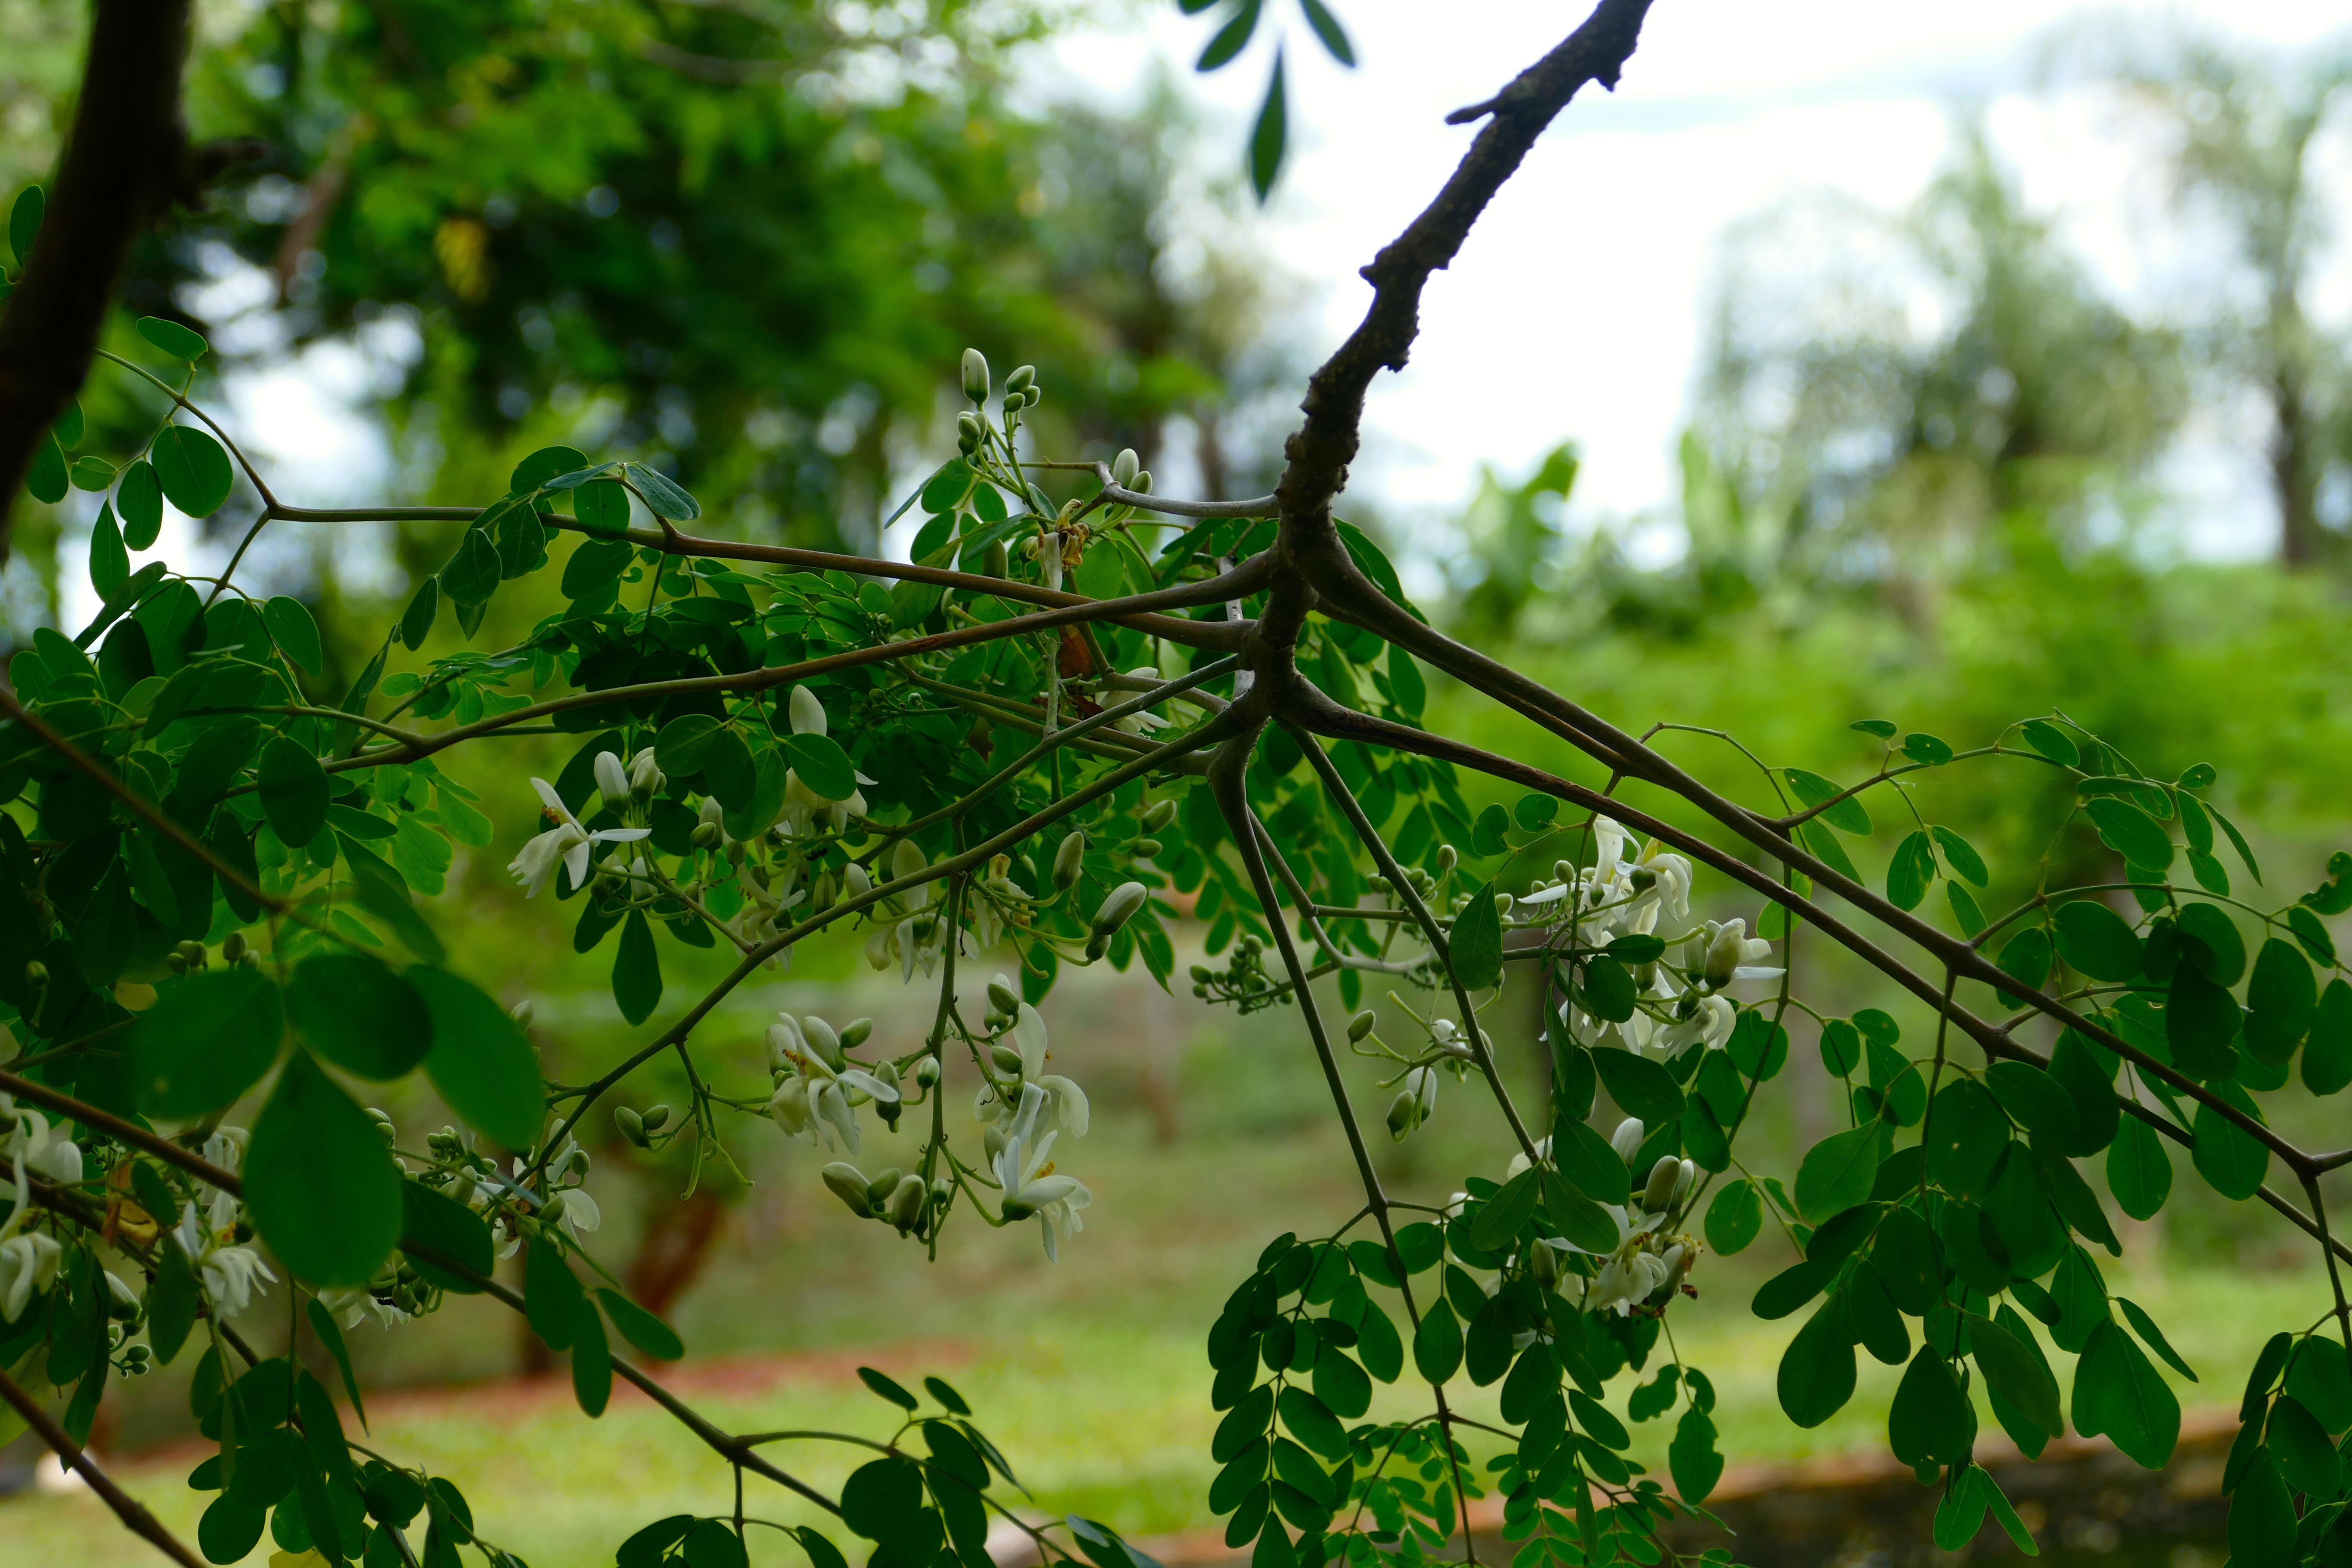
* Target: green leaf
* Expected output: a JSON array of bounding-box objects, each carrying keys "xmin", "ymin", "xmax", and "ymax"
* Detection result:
[
  {"xmin": 7, "ymin": 183, "xmax": 41, "ymax": 265},
  {"xmin": 1704, "ymin": 1179, "xmax": 1762, "ymax": 1256},
  {"xmin": 1537, "ymin": 1170, "xmax": 1618, "ymax": 1254},
  {"xmin": 1412, "ymin": 1300, "xmax": 1461, "ymax": 1384},
  {"xmin": 131, "ymin": 968, "xmax": 284, "ymax": 1118},
  {"xmin": 2244, "ymin": 937, "xmax": 2316, "ymax": 1065},
  {"xmin": 596, "ymin": 1288, "xmax": 685, "ymax": 1362},
  {"xmin": 1966, "ymin": 1313, "xmax": 2062, "ymax": 1443},
  {"xmin": 2104, "ymin": 1115, "xmax": 2171, "ymax": 1221},
  {"xmin": 2306, "ymin": 979, "xmax": 2352, "ymax": 1095},
  {"xmin": 1588, "ymin": 1059, "xmax": 1679, "ymax": 1140},
  {"xmin": 25, "ymin": 429, "xmax": 65, "ymax": 502},
  {"xmin": 786, "ymin": 732, "xmax": 860, "ymax": 803},
  {"xmin": 510, "ymin": 445, "xmax": 590, "ymax": 495},
  {"xmin": 2189, "ymin": 1095, "xmax": 2267, "ymax": 1199},
  {"xmin": 1449, "ymin": 880, "xmax": 1502, "ymax": 989},
  {"xmin": 145, "ymin": 1239, "xmax": 199, "ymax": 1366},
  {"xmin": 408, "ymin": 967, "xmax": 544, "ymax": 1150},
  {"xmin": 1248, "ymin": 51, "xmax": 1287, "ymax": 201},
  {"xmin": 2167, "ymin": 967, "xmax": 2242, "ymax": 1080},
  {"xmin": 1929, "ymin": 825, "xmax": 1988, "ymax": 886},
  {"xmin": 438, "ymin": 528, "xmax": 501, "ymax": 607},
  {"xmin": 400, "ymin": 1180, "xmax": 494, "ymax": 1295},
  {"xmin": 2071, "ymin": 1318, "xmax": 2180, "ymax": 1470},
  {"xmin": 1777, "ymin": 1295, "xmax": 1856, "ymax": 1428},
  {"xmin": 2018, "ymin": 719, "xmax": 2078, "ymax": 764},
  {"xmin": 2210, "ymin": 802, "xmax": 2262, "ymax": 885},
  {"xmin": 1470, "ymin": 804, "xmax": 1511, "ymax": 858},
  {"xmin": 2052, "ymin": 901, "xmax": 2141, "ymax": 983},
  {"xmin": 1886, "ymin": 830, "xmax": 1936, "ymax": 911},
  {"xmin": 1552, "ymin": 1113, "xmax": 1631, "ymax": 1205},
  {"xmin": 306, "ymin": 1297, "xmax": 369, "ymax": 1428},
  {"xmin": 1797, "ymin": 818, "xmax": 1861, "ymax": 881},
  {"xmin": 1901, "ymin": 732, "xmax": 1953, "ymax": 766},
  {"xmin": 1668, "ymin": 1405, "xmax": 1722, "ymax": 1504},
  {"xmin": 1819, "ymin": 1018, "xmax": 1862, "ymax": 1076},
  {"xmin": 1470, "ymin": 1170, "xmax": 1539, "ymax": 1251},
  {"xmin": 150, "ymin": 425, "xmax": 235, "ymax": 518},
  {"xmin": 2085, "ymin": 798, "xmax": 2172, "ymax": 869},
  {"xmin": 1888, "ymin": 1347, "xmax": 1974, "ymax": 1467},
  {"xmin": 1795, "ymin": 1123, "xmax": 1882, "ymax": 1222},
  {"xmin": 614, "ymin": 909, "xmax": 663, "ymax": 1025},
  {"xmin": 88, "ymin": 504, "xmax": 127, "ymax": 599},
  {"xmin": 262, "ymin": 597, "xmax": 324, "ymax": 675},
  {"xmin": 1298, "ymin": 0, "xmax": 1354, "ymax": 64},
  {"xmin": 1983, "ymin": 1061, "xmax": 2077, "ymax": 1144},
  {"xmin": 285, "ymin": 955, "xmax": 432, "ymax": 1080},
  {"xmin": 1197, "ymin": 0, "xmax": 1263, "ymax": 70},
  {"xmin": 1752, "ymin": 1260, "xmax": 1829, "ymax": 1321},
  {"xmin": 2110, "ymin": 1297, "xmax": 2195, "ymax": 1385},
  {"xmin": 251, "ymin": 736, "xmax": 328, "ymax": 848},
  {"xmin": 625, "ymin": 462, "xmax": 701, "ymax": 521},
  {"xmin": 1782, "ymin": 768, "xmax": 1870, "ymax": 834},
  {"xmin": 246, "ymin": 1050, "xmax": 403, "ymax": 1287},
  {"xmin": 137, "ymin": 315, "xmax": 209, "ymax": 361},
  {"xmin": 116, "ymin": 459, "xmax": 162, "ymax": 547}
]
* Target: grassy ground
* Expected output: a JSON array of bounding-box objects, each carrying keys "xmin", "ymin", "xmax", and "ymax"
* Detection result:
[{"xmin": 2, "ymin": 955, "xmax": 2338, "ymax": 1564}]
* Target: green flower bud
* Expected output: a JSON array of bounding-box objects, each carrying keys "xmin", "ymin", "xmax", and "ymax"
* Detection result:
[
  {"xmin": 1084, "ymin": 935, "xmax": 1109, "ymax": 962},
  {"xmin": 1141, "ymin": 798, "xmax": 1176, "ymax": 832},
  {"xmin": 1053, "ymin": 830, "xmax": 1087, "ymax": 890},
  {"xmin": 982, "ymin": 538, "xmax": 1008, "ymax": 578},
  {"xmin": 987, "ymin": 976, "xmax": 1020, "ymax": 1015},
  {"xmin": 1005, "ymin": 363, "xmax": 1036, "ymax": 395},
  {"xmin": 839, "ymin": 1017, "xmax": 873, "ymax": 1050},
  {"xmin": 990, "ymin": 1043, "xmax": 1024, "ymax": 1075},
  {"xmin": 691, "ymin": 822, "xmax": 721, "ymax": 848},
  {"xmin": 1021, "ymin": 386, "xmax": 1043, "ymax": 410},
  {"xmin": 1611, "ymin": 1117, "xmax": 1645, "ymax": 1164},
  {"xmin": 1128, "ymin": 837, "xmax": 1161, "ymax": 859},
  {"xmin": 178, "ymin": 940, "xmax": 208, "ymax": 967},
  {"xmin": 888, "ymin": 1173, "xmax": 927, "ymax": 1231},
  {"xmin": 1528, "ymin": 1239, "xmax": 1560, "ymax": 1289},
  {"xmin": 913, "ymin": 1055, "xmax": 940, "ymax": 1088},
  {"xmin": 822, "ymin": 1163, "xmax": 874, "ymax": 1218},
  {"xmin": 366, "ymin": 1107, "xmax": 397, "ymax": 1145},
  {"xmin": 1112, "ymin": 448, "xmax": 1140, "ymax": 487},
  {"xmin": 614, "ymin": 1106, "xmax": 648, "ymax": 1147},
  {"xmin": 1642, "ymin": 1155, "xmax": 1681, "ymax": 1214},
  {"xmin": 222, "ymin": 931, "xmax": 248, "ymax": 963},
  {"xmin": 1129, "ymin": 470, "xmax": 1151, "ymax": 493},
  {"xmin": 1091, "ymin": 881, "xmax": 1147, "ymax": 936},
  {"xmin": 957, "ymin": 408, "xmax": 983, "ymax": 445},
  {"xmin": 1386, "ymin": 1088, "xmax": 1420, "ymax": 1142},
  {"xmin": 961, "ymin": 348, "xmax": 990, "ymax": 404},
  {"xmin": 642, "ymin": 1103, "xmax": 671, "ymax": 1133},
  {"xmin": 843, "ymin": 862, "xmax": 873, "ymax": 898},
  {"xmin": 865, "ymin": 1167, "xmax": 903, "ymax": 1206},
  {"xmin": 511, "ymin": 998, "xmax": 535, "ymax": 1026},
  {"xmin": 1348, "ymin": 1009, "xmax": 1378, "ymax": 1042},
  {"xmin": 24, "ymin": 961, "xmax": 47, "ymax": 989},
  {"xmin": 1436, "ymin": 845, "xmax": 1458, "ymax": 876},
  {"xmin": 1190, "ymin": 964, "xmax": 1214, "ymax": 983}
]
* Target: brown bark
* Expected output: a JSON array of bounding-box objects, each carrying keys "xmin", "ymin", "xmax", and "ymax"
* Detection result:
[{"xmin": 0, "ymin": 0, "xmax": 194, "ymax": 561}]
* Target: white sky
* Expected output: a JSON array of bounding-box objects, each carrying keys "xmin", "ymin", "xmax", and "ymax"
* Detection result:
[{"xmin": 1056, "ymin": 0, "xmax": 2352, "ymax": 552}]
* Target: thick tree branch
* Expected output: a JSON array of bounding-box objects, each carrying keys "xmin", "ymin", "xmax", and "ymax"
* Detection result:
[{"xmin": 0, "ymin": 0, "xmax": 196, "ymax": 560}]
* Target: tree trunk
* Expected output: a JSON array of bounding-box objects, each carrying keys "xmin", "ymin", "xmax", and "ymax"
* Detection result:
[
  {"xmin": 2271, "ymin": 360, "xmax": 2322, "ymax": 567},
  {"xmin": 0, "ymin": 0, "xmax": 196, "ymax": 562}
]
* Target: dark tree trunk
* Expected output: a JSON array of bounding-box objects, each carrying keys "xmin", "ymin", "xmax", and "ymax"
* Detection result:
[
  {"xmin": 2272, "ymin": 361, "xmax": 2321, "ymax": 567},
  {"xmin": 0, "ymin": 0, "xmax": 197, "ymax": 562}
]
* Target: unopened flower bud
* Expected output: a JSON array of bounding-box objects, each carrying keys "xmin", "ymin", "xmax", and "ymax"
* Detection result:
[
  {"xmin": 1112, "ymin": 448, "xmax": 1140, "ymax": 487},
  {"xmin": 1643, "ymin": 1155, "xmax": 1682, "ymax": 1214},
  {"xmin": 889, "ymin": 837, "xmax": 926, "ymax": 885},
  {"xmin": 24, "ymin": 961, "xmax": 47, "ymax": 988},
  {"xmin": 888, "ymin": 1173, "xmax": 927, "ymax": 1231},
  {"xmin": 595, "ymin": 750, "xmax": 629, "ymax": 802},
  {"xmin": 1129, "ymin": 471, "xmax": 1151, "ymax": 493},
  {"xmin": 1528, "ymin": 1240, "xmax": 1560, "ymax": 1289},
  {"xmin": 511, "ymin": 998, "xmax": 535, "ymax": 1026},
  {"xmin": 1191, "ymin": 964, "xmax": 1214, "ymax": 984},
  {"xmin": 990, "ymin": 1044, "xmax": 1023, "ymax": 1075},
  {"xmin": 1611, "ymin": 1117, "xmax": 1645, "ymax": 1164},
  {"xmin": 1084, "ymin": 935, "xmax": 1109, "ymax": 962},
  {"xmin": 839, "ymin": 1017, "xmax": 873, "ymax": 1050},
  {"xmin": 961, "ymin": 348, "xmax": 990, "ymax": 404},
  {"xmin": 1704, "ymin": 920, "xmax": 1747, "ymax": 989},
  {"xmin": 1141, "ymin": 798, "xmax": 1176, "ymax": 832},
  {"xmin": 987, "ymin": 976, "xmax": 1020, "ymax": 1015},
  {"xmin": 1387, "ymin": 1089, "xmax": 1419, "ymax": 1142},
  {"xmin": 692, "ymin": 822, "xmax": 722, "ymax": 848},
  {"xmin": 865, "ymin": 1167, "xmax": 903, "ymax": 1207},
  {"xmin": 913, "ymin": 1055, "xmax": 940, "ymax": 1088},
  {"xmin": 178, "ymin": 940, "xmax": 208, "ymax": 967},
  {"xmin": 1675, "ymin": 1158, "xmax": 1697, "ymax": 1208},
  {"xmin": 1053, "ymin": 830, "xmax": 1086, "ymax": 890},
  {"xmin": 842, "ymin": 862, "xmax": 873, "ymax": 897},
  {"xmin": 822, "ymin": 1163, "xmax": 874, "ymax": 1217},
  {"xmin": 957, "ymin": 410, "xmax": 983, "ymax": 452},
  {"xmin": 614, "ymin": 1106, "xmax": 647, "ymax": 1147},
  {"xmin": 802, "ymin": 1016, "xmax": 844, "ymax": 1071},
  {"xmin": 789, "ymin": 685, "xmax": 828, "ymax": 738},
  {"xmin": 982, "ymin": 539, "xmax": 1008, "ymax": 579},
  {"xmin": 223, "ymin": 931, "xmax": 248, "ymax": 963},
  {"xmin": 1348, "ymin": 1009, "xmax": 1378, "ymax": 1042},
  {"xmin": 1091, "ymin": 881, "xmax": 1146, "ymax": 936},
  {"xmin": 366, "ymin": 1108, "xmax": 397, "ymax": 1145},
  {"xmin": 1436, "ymin": 845, "xmax": 1458, "ymax": 876},
  {"xmin": 1005, "ymin": 364, "xmax": 1036, "ymax": 395},
  {"xmin": 642, "ymin": 1103, "xmax": 671, "ymax": 1132}
]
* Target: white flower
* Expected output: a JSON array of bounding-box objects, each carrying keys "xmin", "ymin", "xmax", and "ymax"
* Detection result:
[
  {"xmin": 549, "ymin": 1188, "xmax": 601, "ymax": 1237},
  {"xmin": 1659, "ymin": 995, "xmax": 1736, "ymax": 1056},
  {"xmin": 1114, "ymin": 668, "xmax": 1174, "ymax": 734},
  {"xmin": 995, "ymin": 1084, "xmax": 1091, "ymax": 1261},
  {"xmin": 629, "ymin": 747, "xmax": 665, "ymax": 796},
  {"xmin": 30, "ymin": 1139, "xmax": 81, "ymax": 1185},
  {"xmin": 594, "ymin": 750, "xmax": 630, "ymax": 803},
  {"xmin": 174, "ymin": 1201, "xmax": 276, "ymax": 1318},
  {"xmin": 321, "ymin": 1286, "xmax": 412, "ymax": 1332},
  {"xmin": 790, "ymin": 685, "xmax": 828, "ymax": 737},
  {"xmin": 1504, "ymin": 1134, "xmax": 1553, "ymax": 1181},
  {"xmin": 508, "ymin": 778, "xmax": 650, "ymax": 897},
  {"xmin": 0, "ymin": 1232, "xmax": 61, "ymax": 1322},
  {"xmin": 1591, "ymin": 816, "xmax": 1626, "ymax": 885},
  {"xmin": 768, "ymin": 1048, "xmax": 898, "ymax": 1156},
  {"xmin": 1609, "ymin": 1117, "xmax": 1645, "ymax": 1164}
]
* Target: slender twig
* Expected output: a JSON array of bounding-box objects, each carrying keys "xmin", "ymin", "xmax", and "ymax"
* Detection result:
[{"xmin": 0, "ymin": 1369, "xmax": 207, "ymax": 1568}]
